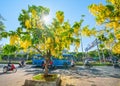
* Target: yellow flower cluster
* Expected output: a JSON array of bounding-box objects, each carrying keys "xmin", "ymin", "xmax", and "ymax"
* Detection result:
[
  {"xmin": 112, "ymin": 42, "xmax": 120, "ymax": 54},
  {"xmin": 55, "ymin": 37, "xmax": 60, "ymax": 43},
  {"xmin": 89, "ymin": 3, "xmax": 112, "ymax": 25},
  {"xmin": 107, "ymin": 0, "xmax": 117, "ymax": 5},
  {"xmin": 106, "ymin": 22, "xmax": 120, "ymax": 30},
  {"xmin": 56, "ymin": 11, "xmax": 64, "ymax": 23},
  {"xmin": 89, "ymin": 0, "xmax": 120, "ymax": 26},
  {"xmin": 39, "ymin": 44, "xmax": 45, "ymax": 50},
  {"xmin": 74, "ymin": 27, "xmax": 79, "ymax": 35},
  {"xmin": 89, "ymin": 3, "xmax": 106, "ymax": 16},
  {"xmin": 32, "ymin": 9, "xmax": 36, "ymax": 17},
  {"xmin": 25, "ymin": 19, "xmax": 31, "ymax": 29},
  {"xmin": 104, "ymin": 39, "xmax": 114, "ymax": 49},
  {"xmin": 10, "ymin": 35, "xmax": 19, "ymax": 45},
  {"xmin": 46, "ymin": 37, "xmax": 52, "ymax": 44},
  {"xmin": 115, "ymin": 33, "xmax": 120, "ymax": 40},
  {"xmin": 20, "ymin": 40, "xmax": 31, "ymax": 49},
  {"xmin": 82, "ymin": 27, "xmax": 96, "ymax": 36},
  {"xmin": 89, "ymin": 0, "xmax": 120, "ymax": 54},
  {"xmin": 75, "ymin": 41, "xmax": 80, "ymax": 48}
]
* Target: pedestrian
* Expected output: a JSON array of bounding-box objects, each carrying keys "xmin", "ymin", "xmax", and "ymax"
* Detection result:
[{"xmin": 71, "ymin": 59, "xmax": 74, "ymax": 67}]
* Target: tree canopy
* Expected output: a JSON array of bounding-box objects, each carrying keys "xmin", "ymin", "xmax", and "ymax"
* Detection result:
[
  {"xmin": 88, "ymin": 0, "xmax": 120, "ymax": 54},
  {"xmin": 9, "ymin": 5, "xmax": 86, "ymax": 59}
]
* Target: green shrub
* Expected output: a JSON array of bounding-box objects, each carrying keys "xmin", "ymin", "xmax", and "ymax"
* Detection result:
[
  {"xmin": 26, "ymin": 60, "xmax": 32, "ymax": 64},
  {"xmin": 75, "ymin": 62, "xmax": 83, "ymax": 66},
  {"xmin": 0, "ymin": 56, "xmax": 2, "ymax": 61},
  {"xmin": 75, "ymin": 61, "xmax": 112, "ymax": 66},
  {"xmin": 0, "ymin": 61, "xmax": 19, "ymax": 64}
]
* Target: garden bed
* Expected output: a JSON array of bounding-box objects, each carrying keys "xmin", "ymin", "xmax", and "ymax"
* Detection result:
[{"xmin": 24, "ymin": 74, "xmax": 61, "ymax": 86}]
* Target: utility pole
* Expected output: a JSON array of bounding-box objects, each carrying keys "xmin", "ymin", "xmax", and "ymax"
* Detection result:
[
  {"xmin": 102, "ymin": 49, "xmax": 106, "ymax": 63},
  {"xmin": 80, "ymin": 33, "xmax": 85, "ymax": 61}
]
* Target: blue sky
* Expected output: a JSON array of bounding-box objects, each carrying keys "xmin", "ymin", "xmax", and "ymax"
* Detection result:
[{"xmin": 0, "ymin": 0, "xmax": 106, "ymax": 52}]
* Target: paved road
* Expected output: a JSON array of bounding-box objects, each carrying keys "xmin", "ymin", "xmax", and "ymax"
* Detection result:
[{"xmin": 0, "ymin": 65, "xmax": 120, "ymax": 86}]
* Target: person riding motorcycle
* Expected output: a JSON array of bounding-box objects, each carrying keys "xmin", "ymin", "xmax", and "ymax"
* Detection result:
[
  {"xmin": 112, "ymin": 57, "xmax": 120, "ymax": 68},
  {"xmin": 84, "ymin": 59, "xmax": 92, "ymax": 68},
  {"xmin": 7, "ymin": 61, "xmax": 12, "ymax": 69},
  {"xmin": 3, "ymin": 62, "xmax": 17, "ymax": 73},
  {"xmin": 18, "ymin": 60, "xmax": 25, "ymax": 67},
  {"xmin": 84, "ymin": 59, "xmax": 89, "ymax": 66}
]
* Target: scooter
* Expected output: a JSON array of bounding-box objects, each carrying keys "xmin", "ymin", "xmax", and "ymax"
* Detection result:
[
  {"xmin": 84, "ymin": 63, "xmax": 93, "ymax": 69},
  {"xmin": 18, "ymin": 62, "xmax": 26, "ymax": 68},
  {"xmin": 3, "ymin": 64, "xmax": 17, "ymax": 73},
  {"xmin": 113, "ymin": 62, "xmax": 120, "ymax": 68}
]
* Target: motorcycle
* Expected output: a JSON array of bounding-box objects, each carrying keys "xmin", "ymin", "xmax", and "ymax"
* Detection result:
[
  {"xmin": 3, "ymin": 64, "xmax": 17, "ymax": 73},
  {"xmin": 113, "ymin": 62, "xmax": 120, "ymax": 68},
  {"xmin": 84, "ymin": 63, "xmax": 93, "ymax": 69},
  {"xmin": 84, "ymin": 59, "xmax": 93, "ymax": 69},
  {"xmin": 18, "ymin": 61, "xmax": 26, "ymax": 68}
]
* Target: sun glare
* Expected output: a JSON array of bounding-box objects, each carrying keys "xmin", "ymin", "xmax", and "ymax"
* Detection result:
[{"xmin": 42, "ymin": 15, "xmax": 51, "ymax": 25}]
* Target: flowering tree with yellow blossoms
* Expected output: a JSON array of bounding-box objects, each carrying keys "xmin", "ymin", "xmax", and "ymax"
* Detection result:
[
  {"xmin": 88, "ymin": 0, "xmax": 120, "ymax": 54},
  {"xmin": 9, "ymin": 5, "xmax": 86, "ymax": 75}
]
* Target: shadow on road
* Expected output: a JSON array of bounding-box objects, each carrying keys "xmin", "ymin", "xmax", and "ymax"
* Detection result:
[
  {"xmin": 76, "ymin": 67, "xmax": 120, "ymax": 78},
  {"xmin": 24, "ymin": 69, "xmax": 44, "ymax": 76},
  {"xmin": 109, "ymin": 74, "xmax": 120, "ymax": 78},
  {"xmin": 23, "ymin": 65, "xmax": 70, "ymax": 76},
  {"xmin": 0, "ymin": 72, "xmax": 4, "ymax": 75},
  {"xmin": 20, "ymin": 65, "xmax": 120, "ymax": 79},
  {"xmin": 0, "ymin": 71, "xmax": 16, "ymax": 75}
]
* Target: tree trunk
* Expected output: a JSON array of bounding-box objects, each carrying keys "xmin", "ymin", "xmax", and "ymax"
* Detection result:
[{"xmin": 44, "ymin": 58, "xmax": 49, "ymax": 76}]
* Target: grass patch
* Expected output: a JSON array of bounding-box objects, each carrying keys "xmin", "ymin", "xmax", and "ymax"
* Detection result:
[
  {"xmin": 75, "ymin": 62, "xmax": 83, "ymax": 66},
  {"xmin": 32, "ymin": 74, "xmax": 58, "ymax": 81},
  {"xmin": 0, "ymin": 60, "xmax": 32, "ymax": 64}
]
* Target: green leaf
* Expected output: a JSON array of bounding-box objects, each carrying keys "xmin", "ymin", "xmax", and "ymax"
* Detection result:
[{"xmin": 106, "ymin": 5, "xmax": 114, "ymax": 11}]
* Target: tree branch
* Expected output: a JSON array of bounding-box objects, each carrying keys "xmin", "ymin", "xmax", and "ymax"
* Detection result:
[{"xmin": 32, "ymin": 46, "xmax": 43, "ymax": 56}]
